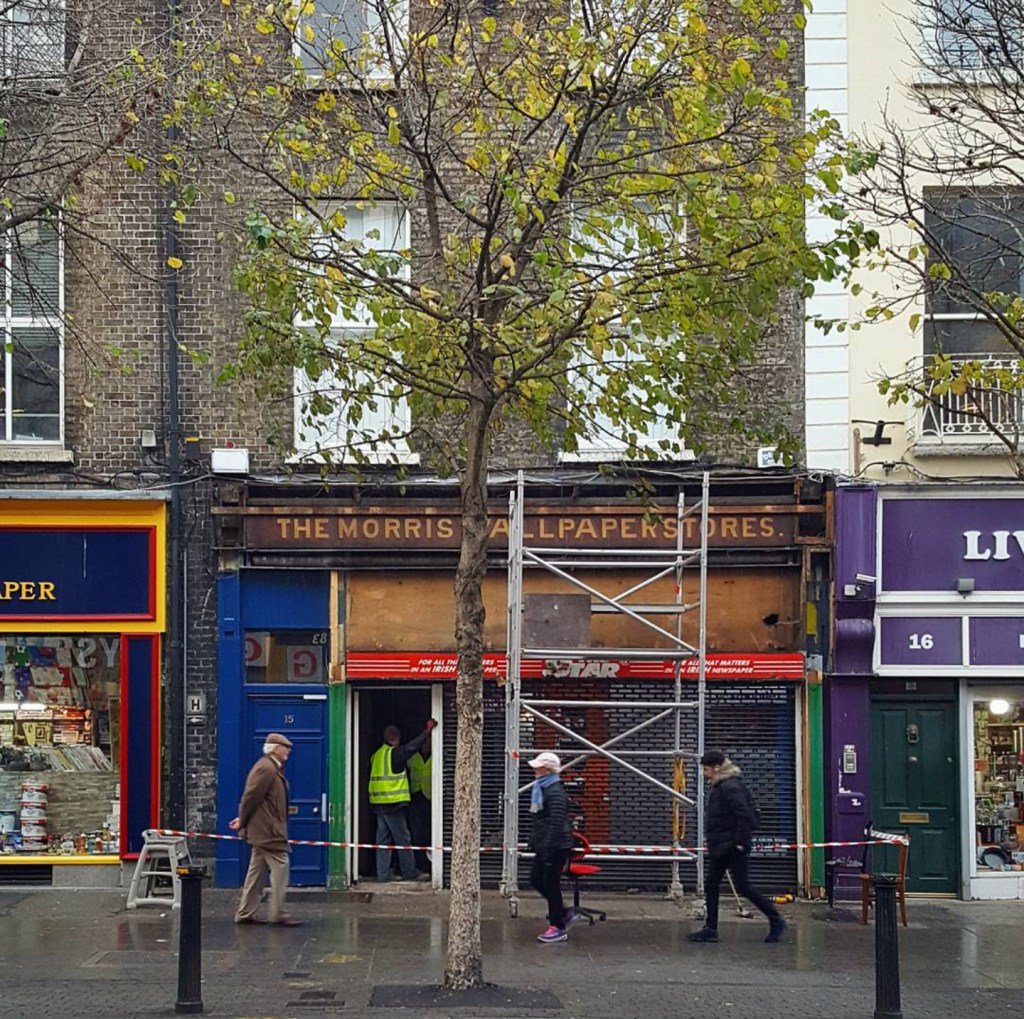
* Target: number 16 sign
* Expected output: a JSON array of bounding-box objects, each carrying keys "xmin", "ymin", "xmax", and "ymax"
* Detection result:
[{"xmin": 878, "ymin": 616, "xmax": 963, "ymax": 667}]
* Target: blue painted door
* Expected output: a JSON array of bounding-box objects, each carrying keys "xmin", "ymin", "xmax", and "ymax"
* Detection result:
[{"xmin": 245, "ymin": 691, "xmax": 328, "ymax": 886}]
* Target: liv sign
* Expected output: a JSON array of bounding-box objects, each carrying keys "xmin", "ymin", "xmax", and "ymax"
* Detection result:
[
  {"xmin": 881, "ymin": 498, "xmax": 1024, "ymax": 593},
  {"xmin": 963, "ymin": 530, "xmax": 1024, "ymax": 561}
]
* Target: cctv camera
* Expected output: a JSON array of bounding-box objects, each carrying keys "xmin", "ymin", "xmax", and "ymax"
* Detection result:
[{"xmin": 855, "ymin": 573, "xmax": 876, "ymax": 585}]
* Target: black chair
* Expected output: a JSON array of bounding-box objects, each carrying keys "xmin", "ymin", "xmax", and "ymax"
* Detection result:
[{"xmin": 564, "ymin": 833, "xmax": 607, "ymax": 925}]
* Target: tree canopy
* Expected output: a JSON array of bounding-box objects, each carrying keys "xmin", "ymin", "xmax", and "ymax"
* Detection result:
[
  {"xmin": 200, "ymin": 0, "xmax": 850, "ymax": 467},
  {"xmin": 187, "ymin": 0, "xmax": 855, "ymax": 989}
]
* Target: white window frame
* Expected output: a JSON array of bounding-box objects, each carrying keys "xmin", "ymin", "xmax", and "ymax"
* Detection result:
[
  {"xmin": 1, "ymin": 215, "xmax": 65, "ymax": 446},
  {"xmin": 960, "ymin": 683, "xmax": 1024, "ymax": 899},
  {"xmin": 561, "ymin": 351, "xmax": 688, "ymax": 461},
  {"xmin": 292, "ymin": 202, "xmax": 418, "ymax": 464},
  {"xmin": 560, "ymin": 211, "xmax": 690, "ymax": 462},
  {"xmin": 1, "ymin": 0, "xmax": 65, "ymax": 81},
  {"xmin": 921, "ymin": 190, "xmax": 1024, "ymax": 353},
  {"xmin": 918, "ymin": 0, "xmax": 1022, "ymax": 80},
  {"xmin": 294, "ymin": 0, "xmax": 409, "ymax": 83}
]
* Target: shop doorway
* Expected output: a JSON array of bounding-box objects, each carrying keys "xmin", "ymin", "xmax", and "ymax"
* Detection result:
[
  {"xmin": 870, "ymin": 700, "xmax": 959, "ymax": 894},
  {"xmin": 352, "ymin": 685, "xmax": 438, "ymax": 883}
]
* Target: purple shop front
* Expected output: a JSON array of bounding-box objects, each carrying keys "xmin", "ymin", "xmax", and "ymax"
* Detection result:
[{"xmin": 829, "ymin": 487, "xmax": 1024, "ymax": 900}]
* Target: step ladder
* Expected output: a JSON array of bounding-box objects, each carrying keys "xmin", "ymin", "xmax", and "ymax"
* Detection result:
[{"xmin": 126, "ymin": 829, "xmax": 192, "ymax": 909}]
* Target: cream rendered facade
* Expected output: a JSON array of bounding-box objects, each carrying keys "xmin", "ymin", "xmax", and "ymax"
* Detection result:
[{"xmin": 804, "ymin": 0, "xmax": 1020, "ymax": 480}]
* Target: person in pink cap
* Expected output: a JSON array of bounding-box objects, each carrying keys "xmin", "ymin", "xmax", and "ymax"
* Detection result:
[{"xmin": 527, "ymin": 751, "xmax": 574, "ymax": 943}]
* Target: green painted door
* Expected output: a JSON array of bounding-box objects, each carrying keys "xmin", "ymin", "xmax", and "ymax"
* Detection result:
[{"xmin": 870, "ymin": 700, "xmax": 959, "ymax": 894}]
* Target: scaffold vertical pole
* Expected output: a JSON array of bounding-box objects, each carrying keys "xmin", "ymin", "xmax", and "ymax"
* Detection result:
[
  {"xmin": 501, "ymin": 471, "xmax": 526, "ymax": 916},
  {"xmin": 669, "ymin": 487, "xmax": 685, "ymax": 902},
  {"xmin": 695, "ymin": 471, "xmax": 710, "ymax": 897}
]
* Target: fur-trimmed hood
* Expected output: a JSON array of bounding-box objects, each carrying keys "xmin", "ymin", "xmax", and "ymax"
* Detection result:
[{"xmin": 709, "ymin": 760, "xmax": 742, "ymax": 785}]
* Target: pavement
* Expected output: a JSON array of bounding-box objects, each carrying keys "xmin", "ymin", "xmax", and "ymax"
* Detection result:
[{"xmin": 2, "ymin": 885, "xmax": 1024, "ymax": 1018}]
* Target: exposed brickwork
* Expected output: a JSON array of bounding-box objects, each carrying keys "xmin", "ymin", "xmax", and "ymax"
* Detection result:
[{"xmin": 0, "ymin": 0, "xmax": 809, "ymax": 851}]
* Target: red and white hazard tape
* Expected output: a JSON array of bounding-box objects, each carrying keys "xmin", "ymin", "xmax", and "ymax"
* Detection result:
[
  {"xmin": 151, "ymin": 828, "xmax": 908, "ymax": 855},
  {"xmin": 151, "ymin": 829, "xmax": 484, "ymax": 853}
]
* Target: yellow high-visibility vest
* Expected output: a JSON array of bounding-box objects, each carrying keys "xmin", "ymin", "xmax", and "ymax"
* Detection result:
[
  {"xmin": 408, "ymin": 751, "xmax": 432, "ymax": 800},
  {"xmin": 369, "ymin": 745, "xmax": 410, "ymax": 806}
]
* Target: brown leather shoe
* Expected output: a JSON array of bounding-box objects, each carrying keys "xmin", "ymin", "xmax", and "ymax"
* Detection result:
[
  {"xmin": 234, "ymin": 916, "xmax": 267, "ymax": 925},
  {"xmin": 269, "ymin": 918, "xmax": 304, "ymax": 927}
]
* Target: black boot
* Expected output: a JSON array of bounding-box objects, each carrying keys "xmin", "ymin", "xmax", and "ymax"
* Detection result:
[
  {"xmin": 765, "ymin": 918, "xmax": 786, "ymax": 943},
  {"xmin": 686, "ymin": 926, "xmax": 719, "ymax": 943}
]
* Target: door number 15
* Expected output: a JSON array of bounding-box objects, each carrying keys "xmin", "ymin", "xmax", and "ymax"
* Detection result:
[{"xmin": 908, "ymin": 633, "xmax": 934, "ymax": 650}]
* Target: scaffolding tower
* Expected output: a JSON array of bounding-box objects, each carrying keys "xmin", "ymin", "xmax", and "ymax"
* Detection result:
[{"xmin": 501, "ymin": 471, "xmax": 711, "ymax": 916}]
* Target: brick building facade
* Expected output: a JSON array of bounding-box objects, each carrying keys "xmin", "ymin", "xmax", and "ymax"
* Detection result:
[{"xmin": 0, "ymin": 0, "xmax": 820, "ymax": 888}]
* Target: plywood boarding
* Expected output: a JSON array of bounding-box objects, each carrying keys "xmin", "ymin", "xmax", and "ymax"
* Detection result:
[{"xmin": 346, "ymin": 568, "xmax": 801, "ymax": 653}]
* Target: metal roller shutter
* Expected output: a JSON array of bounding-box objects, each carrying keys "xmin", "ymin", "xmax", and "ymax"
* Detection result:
[{"xmin": 443, "ymin": 680, "xmax": 798, "ymax": 894}]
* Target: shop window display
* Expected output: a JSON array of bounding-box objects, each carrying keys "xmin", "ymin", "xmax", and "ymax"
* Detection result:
[
  {"xmin": 974, "ymin": 698, "xmax": 1024, "ymax": 873},
  {"xmin": 0, "ymin": 635, "xmax": 121, "ymax": 857}
]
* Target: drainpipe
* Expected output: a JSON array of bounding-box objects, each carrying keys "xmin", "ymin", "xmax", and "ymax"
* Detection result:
[{"xmin": 163, "ymin": 0, "xmax": 186, "ymax": 829}]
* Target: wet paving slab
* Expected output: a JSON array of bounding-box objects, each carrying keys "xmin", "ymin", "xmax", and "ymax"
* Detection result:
[{"xmin": 2, "ymin": 889, "xmax": 1024, "ymax": 1017}]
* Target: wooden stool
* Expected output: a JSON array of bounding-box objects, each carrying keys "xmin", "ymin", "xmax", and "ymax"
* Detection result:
[{"xmin": 860, "ymin": 840, "xmax": 908, "ymax": 927}]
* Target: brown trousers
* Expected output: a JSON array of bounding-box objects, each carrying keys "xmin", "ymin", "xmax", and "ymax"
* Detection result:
[{"xmin": 235, "ymin": 845, "xmax": 290, "ymax": 922}]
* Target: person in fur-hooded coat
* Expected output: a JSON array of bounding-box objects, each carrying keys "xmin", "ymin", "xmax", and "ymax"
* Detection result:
[{"xmin": 686, "ymin": 750, "xmax": 786, "ymax": 944}]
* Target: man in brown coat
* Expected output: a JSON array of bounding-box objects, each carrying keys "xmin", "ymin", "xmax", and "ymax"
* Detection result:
[{"xmin": 229, "ymin": 732, "xmax": 303, "ymax": 926}]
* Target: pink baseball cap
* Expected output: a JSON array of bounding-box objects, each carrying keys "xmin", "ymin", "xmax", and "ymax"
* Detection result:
[{"xmin": 528, "ymin": 751, "xmax": 561, "ymax": 770}]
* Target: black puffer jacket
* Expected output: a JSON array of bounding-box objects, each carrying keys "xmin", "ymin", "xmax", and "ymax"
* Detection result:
[
  {"xmin": 528, "ymin": 780, "xmax": 574, "ymax": 858},
  {"xmin": 705, "ymin": 762, "xmax": 759, "ymax": 858}
]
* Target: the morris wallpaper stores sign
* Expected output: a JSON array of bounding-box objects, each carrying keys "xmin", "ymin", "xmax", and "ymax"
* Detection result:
[
  {"xmin": 0, "ymin": 527, "xmax": 155, "ymax": 620},
  {"xmin": 241, "ymin": 504, "xmax": 800, "ymax": 551},
  {"xmin": 882, "ymin": 497, "xmax": 1024, "ymax": 592}
]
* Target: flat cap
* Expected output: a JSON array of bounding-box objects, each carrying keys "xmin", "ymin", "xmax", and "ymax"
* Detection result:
[{"xmin": 266, "ymin": 732, "xmax": 293, "ymax": 748}]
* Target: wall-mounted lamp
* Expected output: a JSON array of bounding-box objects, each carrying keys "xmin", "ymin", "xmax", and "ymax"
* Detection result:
[
  {"xmin": 956, "ymin": 577, "xmax": 975, "ymax": 597},
  {"xmin": 852, "ymin": 420, "xmax": 898, "ymax": 446}
]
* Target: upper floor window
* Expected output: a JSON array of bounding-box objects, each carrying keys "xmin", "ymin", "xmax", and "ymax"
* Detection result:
[
  {"xmin": 293, "ymin": 202, "xmax": 415, "ymax": 462},
  {"xmin": 923, "ymin": 191, "xmax": 1024, "ymax": 355},
  {"xmin": 296, "ymin": 0, "xmax": 407, "ymax": 77},
  {"xmin": 563, "ymin": 211, "xmax": 685, "ymax": 460},
  {"xmin": 922, "ymin": 0, "xmax": 1021, "ymax": 72},
  {"xmin": 1, "ymin": 216, "xmax": 63, "ymax": 444},
  {"xmin": 1, "ymin": 0, "xmax": 65, "ymax": 81}
]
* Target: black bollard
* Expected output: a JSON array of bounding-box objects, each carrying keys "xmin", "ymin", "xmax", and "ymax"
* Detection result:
[
  {"xmin": 175, "ymin": 865, "xmax": 206, "ymax": 1015},
  {"xmin": 873, "ymin": 874, "xmax": 902, "ymax": 1019}
]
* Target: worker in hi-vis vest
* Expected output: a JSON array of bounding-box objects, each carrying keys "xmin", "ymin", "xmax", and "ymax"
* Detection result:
[
  {"xmin": 407, "ymin": 735, "xmax": 433, "ymax": 874},
  {"xmin": 369, "ymin": 719, "xmax": 435, "ymax": 882}
]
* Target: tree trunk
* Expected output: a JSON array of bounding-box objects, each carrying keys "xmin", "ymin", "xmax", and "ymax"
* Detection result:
[{"xmin": 443, "ymin": 396, "xmax": 492, "ymax": 991}]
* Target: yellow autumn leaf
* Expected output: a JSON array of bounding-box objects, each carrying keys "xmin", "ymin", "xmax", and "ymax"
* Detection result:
[
  {"xmin": 325, "ymin": 265, "xmax": 345, "ymax": 282},
  {"xmin": 255, "ymin": 15, "xmax": 275, "ymax": 34},
  {"xmin": 167, "ymin": 256, "xmax": 184, "ymax": 270},
  {"xmin": 500, "ymin": 252, "xmax": 516, "ymax": 276}
]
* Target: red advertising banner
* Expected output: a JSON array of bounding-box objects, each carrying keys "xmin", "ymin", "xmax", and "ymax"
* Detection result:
[{"xmin": 344, "ymin": 652, "xmax": 805, "ymax": 681}]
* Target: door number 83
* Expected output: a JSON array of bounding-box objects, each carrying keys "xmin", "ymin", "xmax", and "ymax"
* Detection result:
[{"xmin": 908, "ymin": 633, "xmax": 934, "ymax": 650}]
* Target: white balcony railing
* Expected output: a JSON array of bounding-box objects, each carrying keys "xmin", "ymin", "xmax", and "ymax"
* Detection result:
[{"xmin": 909, "ymin": 353, "xmax": 1024, "ymax": 446}]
